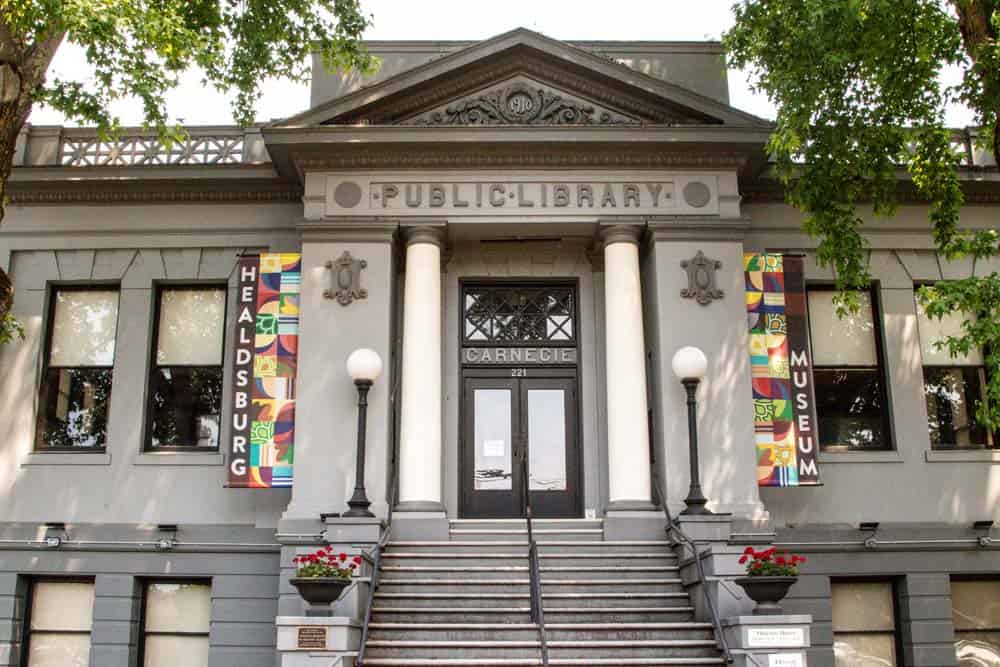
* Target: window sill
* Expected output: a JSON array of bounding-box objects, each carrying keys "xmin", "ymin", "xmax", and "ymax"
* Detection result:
[
  {"xmin": 817, "ymin": 450, "xmax": 904, "ymax": 464},
  {"xmin": 23, "ymin": 452, "xmax": 112, "ymax": 466},
  {"xmin": 133, "ymin": 452, "xmax": 224, "ymax": 466},
  {"xmin": 925, "ymin": 449, "xmax": 1000, "ymax": 464}
]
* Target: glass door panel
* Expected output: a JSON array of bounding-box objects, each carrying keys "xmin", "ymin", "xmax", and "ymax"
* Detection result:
[
  {"xmin": 527, "ymin": 389, "xmax": 567, "ymax": 491},
  {"xmin": 474, "ymin": 389, "xmax": 513, "ymax": 490}
]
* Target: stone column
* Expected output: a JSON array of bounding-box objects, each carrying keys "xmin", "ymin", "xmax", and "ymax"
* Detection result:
[
  {"xmin": 602, "ymin": 225, "xmax": 654, "ymax": 509},
  {"xmin": 397, "ymin": 226, "xmax": 446, "ymax": 514}
]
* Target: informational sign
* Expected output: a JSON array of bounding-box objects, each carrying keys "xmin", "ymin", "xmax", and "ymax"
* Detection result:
[
  {"xmin": 747, "ymin": 627, "xmax": 807, "ymax": 648},
  {"xmin": 745, "ymin": 254, "xmax": 821, "ymax": 487},
  {"xmin": 228, "ymin": 253, "xmax": 301, "ymax": 488},
  {"xmin": 296, "ymin": 627, "xmax": 326, "ymax": 649},
  {"xmin": 768, "ymin": 653, "xmax": 805, "ymax": 667},
  {"xmin": 323, "ymin": 172, "xmax": 722, "ymax": 217},
  {"xmin": 462, "ymin": 346, "xmax": 577, "ymax": 365}
]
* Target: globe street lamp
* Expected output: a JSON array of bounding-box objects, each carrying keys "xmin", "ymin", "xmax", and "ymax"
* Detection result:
[
  {"xmin": 344, "ymin": 348, "xmax": 383, "ymax": 518},
  {"xmin": 671, "ymin": 346, "xmax": 712, "ymax": 516}
]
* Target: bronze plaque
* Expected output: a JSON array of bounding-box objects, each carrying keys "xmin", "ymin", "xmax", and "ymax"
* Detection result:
[{"xmin": 297, "ymin": 626, "xmax": 327, "ymax": 650}]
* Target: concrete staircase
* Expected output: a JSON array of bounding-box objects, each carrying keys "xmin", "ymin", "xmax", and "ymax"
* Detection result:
[{"xmin": 361, "ymin": 518, "xmax": 725, "ymax": 667}]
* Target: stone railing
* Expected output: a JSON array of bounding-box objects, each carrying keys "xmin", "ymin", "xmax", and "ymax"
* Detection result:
[{"xmin": 13, "ymin": 125, "xmax": 271, "ymax": 168}]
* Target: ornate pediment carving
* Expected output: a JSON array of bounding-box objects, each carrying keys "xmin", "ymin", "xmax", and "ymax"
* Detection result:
[{"xmin": 401, "ymin": 79, "xmax": 639, "ymax": 126}]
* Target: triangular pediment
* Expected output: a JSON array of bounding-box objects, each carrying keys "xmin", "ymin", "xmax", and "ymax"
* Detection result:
[
  {"xmin": 277, "ymin": 28, "xmax": 771, "ymax": 128},
  {"xmin": 400, "ymin": 75, "xmax": 642, "ymax": 126}
]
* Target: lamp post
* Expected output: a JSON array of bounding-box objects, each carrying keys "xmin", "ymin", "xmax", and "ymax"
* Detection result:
[
  {"xmin": 671, "ymin": 346, "xmax": 712, "ymax": 516},
  {"xmin": 344, "ymin": 348, "xmax": 383, "ymax": 518}
]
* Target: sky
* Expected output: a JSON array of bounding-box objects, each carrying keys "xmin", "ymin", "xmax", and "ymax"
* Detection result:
[{"xmin": 27, "ymin": 0, "xmax": 974, "ymax": 128}]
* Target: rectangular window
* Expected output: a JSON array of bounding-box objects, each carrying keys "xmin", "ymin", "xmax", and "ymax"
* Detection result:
[
  {"xmin": 146, "ymin": 287, "xmax": 226, "ymax": 450},
  {"xmin": 25, "ymin": 580, "xmax": 95, "ymax": 667},
  {"xmin": 36, "ymin": 288, "xmax": 119, "ymax": 450},
  {"xmin": 140, "ymin": 581, "xmax": 211, "ymax": 667},
  {"xmin": 832, "ymin": 580, "xmax": 899, "ymax": 667},
  {"xmin": 807, "ymin": 287, "xmax": 891, "ymax": 450},
  {"xmin": 952, "ymin": 579, "xmax": 1000, "ymax": 666},
  {"xmin": 916, "ymin": 293, "xmax": 995, "ymax": 449}
]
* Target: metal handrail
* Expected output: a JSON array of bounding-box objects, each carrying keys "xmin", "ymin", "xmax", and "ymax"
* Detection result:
[
  {"xmin": 521, "ymin": 454, "xmax": 550, "ymax": 667},
  {"xmin": 651, "ymin": 475, "xmax": 732, "ymax": 664},
  {"xmin": 355, "ymin": 475, "xmax": 395, "ymax": 667}
]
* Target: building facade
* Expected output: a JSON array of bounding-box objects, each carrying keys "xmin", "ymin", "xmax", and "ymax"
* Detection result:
[{"xmin": 0, "ymin": 29, "xmax": 997, "ymax": 667}]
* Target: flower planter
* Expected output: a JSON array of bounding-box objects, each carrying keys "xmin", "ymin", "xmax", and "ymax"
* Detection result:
[
  {"xmin": 735, "ymin": 576, "xmax": 798, "ymax": 615},
  {"xmin": 289, "ymin": 577, "xmax": 352, "ymax": 616}
]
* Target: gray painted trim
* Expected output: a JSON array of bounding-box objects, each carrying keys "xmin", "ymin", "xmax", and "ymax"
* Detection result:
[{"xmin": 924, "ymin": 449, "xmax": 1000, "ymax": 463}]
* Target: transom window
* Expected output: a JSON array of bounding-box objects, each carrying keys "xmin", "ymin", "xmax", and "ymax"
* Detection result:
[{"xmin": 463, "ymin": 284, "xmax": 576, "ymax": 344}]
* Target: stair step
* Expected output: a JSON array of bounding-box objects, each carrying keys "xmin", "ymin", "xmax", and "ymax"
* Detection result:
[
  {"xmin": 385, "ymin": 541, "xmax": 673, "ymax": 554},
  {"xmin": 368, "ymin": 622, "xmax": 715, "ymax": 642},
  {"xmin": 369, "ymin": 607, "xmax": 697, "ymax": 623},
  {"xmin": 362, "ymin": 659, "xmax": 726, "ymax": 666},
  {"xmin": 380, "ymin": 552, "xmax": 676, "ymax": 568},
  {"xmin": 448, "ymin": 529, "xmax": 605, "ymax": 542},
  {"xmin": 364, "ymin": 638, "xmax": 720, "ymax": 659},
  {"xmin": 378, "ymin": 566, "xmax": 680, "ymax": 580},
  {"xmin": 372, "ymin": 592, "xmax": 693, "ymax": 610}
]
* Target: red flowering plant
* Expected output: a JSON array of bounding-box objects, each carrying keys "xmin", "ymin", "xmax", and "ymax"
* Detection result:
[
  {"xmin": 292, "ymin": 546, "xmax": 363, "ymax": 579},
  {"xmin": 738, "ymin": 547, "xmax": 806, "ymax": 577}
]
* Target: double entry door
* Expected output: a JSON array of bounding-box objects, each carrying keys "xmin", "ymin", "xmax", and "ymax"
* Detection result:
[{"xmin": 461, "ymin": 369, "xmax": 580, "ymax": 518}]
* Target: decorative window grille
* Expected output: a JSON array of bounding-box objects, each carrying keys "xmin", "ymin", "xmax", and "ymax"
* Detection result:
[{"xmin": 463, "ymin": 285, "xmax": 576, "ymax": 344}]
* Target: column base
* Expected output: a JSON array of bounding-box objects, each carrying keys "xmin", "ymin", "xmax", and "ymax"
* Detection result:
[
  {"xmin": 392, "ymin": 505, "xmax": 449, "ymax": 541},
  {"xmin": 604, "ymin": 508, "xmax": 666, "ymax": 541},
  {"xmin": 322, "ymin": 516, "xmax": 383, "ymax": 545}
]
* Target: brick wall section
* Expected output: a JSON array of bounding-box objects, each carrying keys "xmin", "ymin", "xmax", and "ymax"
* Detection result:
[
  {"xmin": 0, "ymin": 574, "xmax": 25, "ymax": 667},
  {"xmin": 781, "ymin": 573, "xmax": 834, "ymax": 667},
  {"xmin": 91, "ymin": 575, "xmax": 140, "ymax": 666},
  {"xmin": 900, "ymin": 574, "xmax": 956, "ymax": 667}
]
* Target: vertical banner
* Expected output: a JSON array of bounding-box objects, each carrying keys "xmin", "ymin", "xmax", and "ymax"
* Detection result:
[
  {"xmin": 744, "ymin": 254, "xmax": 821, "ymax": 487},
  {"xmin": 228, "ymin": 253, "xmax": 301, "ymax": 488}
]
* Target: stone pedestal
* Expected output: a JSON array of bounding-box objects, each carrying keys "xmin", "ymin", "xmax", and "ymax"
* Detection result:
[
  {"xmin": 277, "ymin": 616, "xmax": 361, "ymax": 667},
  {"xmin": 722, "ymin": 615, "xmax": 813, "ymax": 667}
]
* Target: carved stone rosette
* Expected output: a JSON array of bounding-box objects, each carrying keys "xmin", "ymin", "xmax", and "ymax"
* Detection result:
[
  {"xmin": 410, "ymin": 82, "xmax": 637, "ymax": 126},
  {"xmin": 680, "ymin": 251, "xmax": 724, "ymax": 305},
  {"xmin": 324, "ymin": 251, "xmax": 368, "ymax": 306}
]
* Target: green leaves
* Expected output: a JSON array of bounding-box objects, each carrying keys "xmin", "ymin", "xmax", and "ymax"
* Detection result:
[
  {"xmin": 6, "ymin": 0, "xmax": 374, "ymax": 132},
  {"xmin": 726, "ymin": 0, "xmax": 1000, "ymax": 428}
]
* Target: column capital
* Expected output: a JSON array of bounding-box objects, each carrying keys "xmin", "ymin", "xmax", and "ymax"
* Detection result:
[
  {"xmin": 599, "ymin": 223, "xmax": 644, "ymax": 248},
  {"xmin": 402, "ymin": 224, "xmax": 447, "ymax": 248},
  {"xmin": 296, "ymin": 218, "xmax": 398, "ymax": 243}
]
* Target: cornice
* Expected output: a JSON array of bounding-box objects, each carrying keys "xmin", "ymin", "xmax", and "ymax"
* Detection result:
[
  {"xmin": 7, "ymin": 183, "xmax": 302, "ymax": 205},
  {"xmin": 742, "ymin": 177, "xmax": 1000, "ymax": 205},
  {"xmin": 293, "ymin": 147, "xmax": 750, "ymax": 171}
]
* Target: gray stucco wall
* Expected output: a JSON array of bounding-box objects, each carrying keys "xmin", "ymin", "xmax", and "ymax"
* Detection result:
[
  {"xmin": 744, "ymin": 201, "xmax": 1000, "ymax": 528},
  {"xmin": 0, "ymin": 525, "xmax": 280, "ymax": 667},
  {"xmin": 0, "ymin": 203, "xmax": 299, "ymax": 527}
]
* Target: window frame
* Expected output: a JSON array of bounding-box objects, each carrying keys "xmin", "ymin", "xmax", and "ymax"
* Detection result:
[
  {"xmin": 143, "ymin": 283, "xmax": 228, "ymax": 453},
  {"xmin": 35, "ymin": 284, "xmax": 122, "ymax": 453},
  {"xmin": 136, "ymin": 578, "xmax": 213, "ymax": 667},
  {"xmin": 806, "ymin": 283, "xmax": 895, "ymax": 452},
  {"xmin": 20, "ymin": 577, "xmax": 96, "ymax": 667},
  {"xmin": 830, "ymin": 577, "xmax": 904, "ymax": 667},
  {"xmin": 913, "ymin": 283, "xmax": 997, "ymax": 450}
]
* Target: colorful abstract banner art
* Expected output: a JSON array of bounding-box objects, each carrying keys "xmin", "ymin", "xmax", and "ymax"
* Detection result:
[
  {"xmin": 228, "ymin": 253, "xmax": 301, "ymax": 488},
  {"xmin": 745, "ymin": 254, "xmax": 821, "ymax": 487}
]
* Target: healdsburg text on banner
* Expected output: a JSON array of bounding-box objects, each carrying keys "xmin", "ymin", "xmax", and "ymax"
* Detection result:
[{"xmin": 227, "ymin": 253, "xmax": 301, "ymax": 488}]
